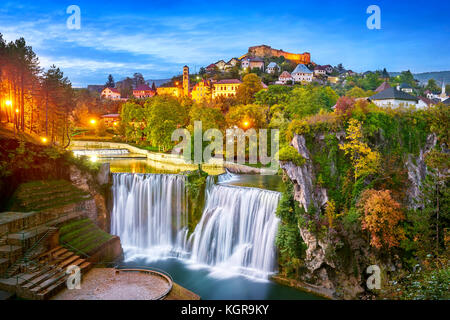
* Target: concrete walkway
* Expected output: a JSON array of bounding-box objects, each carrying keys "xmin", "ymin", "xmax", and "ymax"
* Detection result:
[{"xmin": 52, "ymin": 268, "xmax": 171, "ymax": 300}]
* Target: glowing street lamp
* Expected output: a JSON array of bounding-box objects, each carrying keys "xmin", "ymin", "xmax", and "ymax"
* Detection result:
[
  {"xmin": 90, "ymin": 119, "xmax": 97, "ymax": 125},
  {"xmin": 242, "ymin": 120, "xmax": 250, "ymax": 129},
  {"xmin": 5, "ymin": 100, "xmax": 12, "ymax": 106},
  {"xmin": 15, "ymin": 108, "xmax": 19, "ymax": 113},
  {"xmin": 90, "ymin": 155, "xmax": 98, "ymax": 162},
  {"xmin": 41, "ymin": 137, "xmax": 48, "ymax": 143}
]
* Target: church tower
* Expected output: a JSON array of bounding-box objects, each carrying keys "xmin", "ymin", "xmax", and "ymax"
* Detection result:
[{"xmin": 183, "ymin": 65, "xmax": 190, "ymax": 97}]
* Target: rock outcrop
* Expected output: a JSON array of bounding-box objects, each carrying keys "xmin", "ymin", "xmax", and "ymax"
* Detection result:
[
  {"xmin": 405, "ymin": 133, "xmax": 436, "ymax": 209},
  {"xmin": 70, "ymin": 165, "xmax": 110, "ymax": 231},
  {"xmin": 280, "ymin": 134, "xmax": 328, "ymax": 213}
]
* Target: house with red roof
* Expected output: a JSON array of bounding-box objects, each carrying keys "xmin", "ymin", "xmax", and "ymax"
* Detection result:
[
  {"xmin": 275, "ymin": 71, "xmax": 293, "ymax": 84},
  {"xmin": 101, "ymin": 87, "xmax": 121, "ymax": 100},
  {"xmin": 133, "ymin": 84, "xmax": 155, "ymax": 99}
]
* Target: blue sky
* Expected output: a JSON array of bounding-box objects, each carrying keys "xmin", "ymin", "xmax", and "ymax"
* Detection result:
[{"xmin": 1, "ymin": 0, "xmax": 449, "ymax": 87}]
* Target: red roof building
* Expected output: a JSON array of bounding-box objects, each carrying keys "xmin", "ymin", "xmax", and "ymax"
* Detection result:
[{"xmin": 133, "ymin": 84, "xmax": 155, "ymax": 99}]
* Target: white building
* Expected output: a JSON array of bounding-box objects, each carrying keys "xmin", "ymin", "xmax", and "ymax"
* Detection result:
[
  {"xmin": 369, "ymin": 87, "xmax": 418, "ymax": 108},
  {"xmin": 275, "ymin": 71, "xmax": 293, "ymax": 84},
  {"xmin": 314, "ymin": 66, "xmax": 326, "ymax": 76},
  {"xmin": 266, "ymin": 62, "xmax": 281, "ymax": 74},
  {"xmin": 101, "ymin": 87, "xmax": 121, "ymax": 100},
  {"xmin": 291, "ymin": 64, "xmax": 313, "ymax": 83}
]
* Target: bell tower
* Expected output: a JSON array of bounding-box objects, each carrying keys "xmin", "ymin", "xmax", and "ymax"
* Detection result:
[{"xmin": 183, "ymin": 65, "xmax": 190, "ymax": 97}]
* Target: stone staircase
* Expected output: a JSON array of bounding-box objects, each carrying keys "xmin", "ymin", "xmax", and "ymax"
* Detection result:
[
  {"xmin": 2, "ymin": 227, "xmax": 58, "ymax": 279},
  {"xmin": 0, "ymin": 246, "xmax": 91, "ymax": 300}
]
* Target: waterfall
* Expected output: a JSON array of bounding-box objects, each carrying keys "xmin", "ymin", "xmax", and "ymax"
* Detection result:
[
  {"xmin": 217, "ymin": 169, "xmax": 237, "ymax": 183},
  {"xmin": 111, "ymin": 172, "xmax": 280, "ymax": 279},
  {"xmin": 111, "ymin": 173, "xmax": 188, "ymax": 259},
  {"xmin": 190, "ymin": 184, "xmax": 280, "ymax": 279}
]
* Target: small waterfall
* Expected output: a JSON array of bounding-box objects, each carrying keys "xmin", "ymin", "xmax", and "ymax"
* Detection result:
[
  {"xmin": 111, "ymin": 173, "xmax": 188, "ymax": 259},
  {"xmin": 217, "ymin": 169, "xmax": 237, "ymax": 183},
  {"xmin": 190, "ymin": 184, "xmax": 280, "ymax": 279}
]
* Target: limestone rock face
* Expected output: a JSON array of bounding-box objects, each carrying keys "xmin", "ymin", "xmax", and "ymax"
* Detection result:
[
  {"xmin": 97, "ymin": 163, "xmax": 111, "ymax": 186},
  {"xmin": 70, "ymin": 165, "xmax": 109, "ymax": 231},
  {"xmin": 280, "ymin": 134, "xmax": 328, "ymax": 213},
  {"xmin": 405, "ymin": 133, "xmax": 436, "ymax": 209}
]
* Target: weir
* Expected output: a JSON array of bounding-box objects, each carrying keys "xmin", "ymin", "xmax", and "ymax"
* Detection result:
[{"xmin": 111, "ymin": 172, "xmax": 280, "ymax": 279}]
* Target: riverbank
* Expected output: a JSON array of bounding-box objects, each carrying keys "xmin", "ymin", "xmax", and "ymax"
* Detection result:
[
  {"xmin": 70, "ymin": 140, "xmax": 277, "ymax": 175},
  {"xmin": 270, "ymin": 275, "xmax": 335, "ymax": 300}
]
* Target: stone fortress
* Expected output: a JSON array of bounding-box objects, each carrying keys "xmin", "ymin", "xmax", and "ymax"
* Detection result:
[{"xmin": 245, "ymin": 44, "xmax": 311, "ymax": 64}]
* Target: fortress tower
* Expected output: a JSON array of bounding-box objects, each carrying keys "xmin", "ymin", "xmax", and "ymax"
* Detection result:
[{"xmin": 183, "ymin": 65, "xmax": 189, "ymax": 97}]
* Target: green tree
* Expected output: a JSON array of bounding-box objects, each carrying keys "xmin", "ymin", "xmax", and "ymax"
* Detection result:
[
  {"xmin": 286, "ymin": 85, "xmax": 338, "ymax": 119},
  {"xmin": 425, "ymin": 79, "xmax": 440, "ymax": 93},
  {"xmin": 236, "ymin": 73, "xmax": 263, "ymax": 104},
  {"xmin": 189, "ymin": 103, "xmax": 225, "ymax": 132},
  {"xmin": 225, "ymin": 104, "xmax": 267, "ymax": 129}
]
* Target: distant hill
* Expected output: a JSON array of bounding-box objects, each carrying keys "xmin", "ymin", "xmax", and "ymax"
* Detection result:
[
  {"xmin": 146, "ymin": 79, "xmax": 171, "ymax": 88},
  {"xmin": 389, "ymin": 71, "xmax": 450, "ymax": 85}
]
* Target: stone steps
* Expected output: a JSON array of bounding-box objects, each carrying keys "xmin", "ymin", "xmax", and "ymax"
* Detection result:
[{"xmin": 6, "ymin": 248, "xmax": 91, "ymax": 300}]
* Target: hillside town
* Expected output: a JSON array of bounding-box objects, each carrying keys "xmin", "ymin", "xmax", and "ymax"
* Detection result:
[{"xmin": 92, "ymin": 44, "xmax": 449, "ymax": 113}]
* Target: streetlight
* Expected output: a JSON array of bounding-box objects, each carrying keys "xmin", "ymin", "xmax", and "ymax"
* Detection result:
[
  {"xmin": 242, "ymin": 120, "xmax": 250, "ymax": 129},
  {"xmin": 5, "ymin": 100, "xmax": 12, "ymax": 106},
  {"xmin": 41, "ymin": 137, "xmax": 48, "ymax": 143},
  {"xmin": 90, "ymin": 119, "xmax": 97, "ymax": 125}
]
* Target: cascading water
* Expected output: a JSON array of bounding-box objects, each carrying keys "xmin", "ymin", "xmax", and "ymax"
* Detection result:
[
  {"xmin": 111, "ymin": 173, "xmax": 189, "ymax": 259},
  {"xmin": 111, "ymin": 172, "xmax": 281, "ymax": 279},
  {"xmin": 190, "ymin": 184, "xmax": 280, "ymax": 279}
]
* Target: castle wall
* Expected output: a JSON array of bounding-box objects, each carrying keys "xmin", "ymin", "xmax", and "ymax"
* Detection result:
[{"xmin": 248, "ymin": 45, "xmax": 310, "ymax": 64}]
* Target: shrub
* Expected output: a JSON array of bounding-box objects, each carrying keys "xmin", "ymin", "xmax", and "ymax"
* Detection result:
[{"xmin": 278, "ymin": 145, "xmax": 305, "ymax": 167}]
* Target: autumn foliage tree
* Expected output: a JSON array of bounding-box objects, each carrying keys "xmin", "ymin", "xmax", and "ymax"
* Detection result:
[
  {"xmin": 335, "ymin": 96, "xmax": 355, "ymax": 119},
  {"xmin": 340, "ymin": 118, "xmax": 381, "ymax": 181},
  {"xmin": 358, "ymin": 189, "xmax": 406, "ymax": 250}
]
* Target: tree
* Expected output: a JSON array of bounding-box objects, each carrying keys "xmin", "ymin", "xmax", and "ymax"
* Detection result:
[
  {"xmin": 189, "ymin": 103, "xmax": 225, "ymax": 132},
  {"xmin": 339, "ymin": 118, "xmax": 381, "ymax": 181},
  {"xmin": 225, "ymin": 104, "xmax": 267, "ymax": 129},
  {"xmin": 151, "ymin": 82, "xmax": 157, "ymax": 92},
  {"xmin": 255, "ymin": 85, "xmax": 293, "ymax": 107},
  {"xmin": 335, "ymin": 96, "xmax": 355, "ymax": 118},
  {"xmin": 236, "ymin": 73, "xmax": 263, "ymax": 104},
  {"xmin": 425, "ymin": 79, "xmax": 440, "ymax": 93},
  {"xmin": 381, "ymin": 68, "xmax": 389, "ymax": 79},
  {"xmin": 286, "ymin": 85, "xmax": 338, "ymax": 118},
  {"xmin": 132, "ymin": 73, "xmax": 145, "ymax": 88},
  {"xmin": 358, "ymin": 189, "xmax": 405, "ymax": 250},
  {"xmin": 145, "ymin": 95, "xmax": 189, "ymax": 151},
  {"xmin": 105, "ymin": 74, "xmax": 115, "ymax": 88},
  {"xmin": 346, "ymin": 86, "xmax": 368, "ymax": 98}
]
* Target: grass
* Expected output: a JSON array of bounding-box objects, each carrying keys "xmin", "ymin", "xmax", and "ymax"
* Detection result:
[
  {"xmin": 59, "ymin": 218, "xmax": 114, "ymax": 256},
  {"xmin": 9, "ymin": 180, "xmax": 91, "ymax": 212}
]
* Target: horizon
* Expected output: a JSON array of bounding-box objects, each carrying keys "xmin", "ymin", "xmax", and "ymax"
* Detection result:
[{"xmin": 1, "ymin": 0, "xmax": 449, "ymax": 87}]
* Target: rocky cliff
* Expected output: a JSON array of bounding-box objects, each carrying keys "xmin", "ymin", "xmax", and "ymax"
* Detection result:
[{"xmin": 279, "ymin": 132, "xmax": 435, "ymax": 299}]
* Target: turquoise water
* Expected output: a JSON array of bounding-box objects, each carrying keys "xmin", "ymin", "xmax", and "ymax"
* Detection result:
[
  {"xmin": 122, "ymin": 258, "xmax": 320, "ymax": 300},
  {"xmin": 106, "ymin": 158, "xmax": 316, "ymax": 300}
]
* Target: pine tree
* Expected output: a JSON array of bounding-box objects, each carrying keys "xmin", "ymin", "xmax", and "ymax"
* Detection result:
[{"xmin": 105, "ymin": 74, "xmax": 115, "ymax": 88}]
